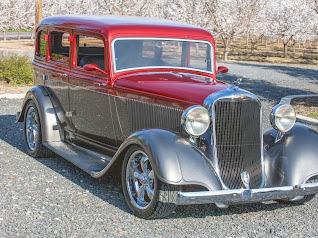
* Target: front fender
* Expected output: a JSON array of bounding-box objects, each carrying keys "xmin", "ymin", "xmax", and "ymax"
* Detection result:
[
  {"xmin": 264, "ymin": 123, "xmax": 318, "ymax": 187},
  {"xmin": 99, "ymin": 129, "xmax": 222, "ymax": 191},
  {"xmin": 17, "ymin": 86, "xmax": 61, "ymax": 143}
]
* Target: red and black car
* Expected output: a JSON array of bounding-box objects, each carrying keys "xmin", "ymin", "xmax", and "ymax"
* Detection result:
[{"xmin": 17, "ymin": 16, "xmax": 318, "ymax": 219}]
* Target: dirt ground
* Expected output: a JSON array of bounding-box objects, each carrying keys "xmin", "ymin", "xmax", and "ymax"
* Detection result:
[
  {"xmin": 0, "ymin": 81, "xmax": 30, "ymax": 95},
  {"xmin": 292, "ymin": 97, "xmax": 318, "ymax": 119},
  {"xmin": 0, "ymin": 40, "xmax": 34, "ymax": 51}
]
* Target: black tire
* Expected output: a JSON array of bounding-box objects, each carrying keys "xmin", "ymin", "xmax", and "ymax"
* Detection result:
[
  {"xmin": 276, "ymin": 195, "xmax": 315, "ymax": 205},
  {"xmin": 122, "ymin": 145, "xmax": 178, "ymax": 219},
  {"xmin": 276, "ymin": 176, "xmax": 318, "ymax": 204},
  {"xmin": 24, "ymin": 100, "xmax": 53, "ymax": 158}
]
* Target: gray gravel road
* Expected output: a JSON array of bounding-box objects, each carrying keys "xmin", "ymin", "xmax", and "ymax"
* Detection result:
[{"xmin": 0, "ymin": 62, "xmax": 318, "ymax": 237}]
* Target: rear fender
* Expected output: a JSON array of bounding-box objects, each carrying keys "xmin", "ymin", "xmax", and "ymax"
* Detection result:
[{"xmin": 17, "ymin": 86, "xmax": 62, "ymax": 143}]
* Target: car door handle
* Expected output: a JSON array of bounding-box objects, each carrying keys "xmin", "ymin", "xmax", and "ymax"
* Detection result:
[
  {"xmin": 42, "ymin": 74, "xmax": 48, "ymax": 81},
  {"xmin": 96, "ymin": 82, "xmax": 107, "ymax": 87}
]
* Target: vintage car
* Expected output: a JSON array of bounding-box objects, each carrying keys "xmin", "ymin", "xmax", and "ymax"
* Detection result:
[{"xmin": 17, "ymin": 16, "xmax": 318, "ymax": 219}]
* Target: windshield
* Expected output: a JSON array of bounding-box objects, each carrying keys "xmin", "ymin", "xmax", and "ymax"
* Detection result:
[{"xmin": 113, "ymin": 38, "xmax": 213, "ymax": 73}]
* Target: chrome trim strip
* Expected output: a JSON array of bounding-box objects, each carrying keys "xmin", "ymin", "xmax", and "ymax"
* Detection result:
[
  {"xmin": 176, "ymin": 182, "xmax": 318, "ymax": 205},
  {"xmin": 203, "ymin": 86, "xmax": 264, "ymax": 189},
  {"xmin": 111, "ymin": 37, "xmax": 215, "ymax": 75}
]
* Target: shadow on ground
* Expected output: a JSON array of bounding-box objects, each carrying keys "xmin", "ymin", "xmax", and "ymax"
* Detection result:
[
  {"xmin": 218, "ymin": 73, "xmax": 317, "ymax": 103},
  {"xmin": 0, "ymin": 114, "xmax": 305, "ymax": 219},
  {"xmin": 234, "ymin": 62, "xmax": 318, "ymax": 82}
]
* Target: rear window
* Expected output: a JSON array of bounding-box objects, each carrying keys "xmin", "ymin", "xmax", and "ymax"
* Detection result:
[
  {"xmin": 50, "ymin": 31, "xmax": 70, "ymax": 64},
  {"xmin": 36, "ymin": 30, "xmax": 47, "ymax": 58}
]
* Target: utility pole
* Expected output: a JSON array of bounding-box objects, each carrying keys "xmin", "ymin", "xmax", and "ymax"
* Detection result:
[{"xmin": 35, "ymin": 0, "xmax": 43, "ymax": 28}]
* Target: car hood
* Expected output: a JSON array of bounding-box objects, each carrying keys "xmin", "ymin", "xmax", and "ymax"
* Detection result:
[{"xmin": 114, "ymin": 72, "xmax": 229, "ymax": 105}]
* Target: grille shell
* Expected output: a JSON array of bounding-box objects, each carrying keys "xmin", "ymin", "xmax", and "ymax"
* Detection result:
[{"xmin": 213, "ymin": 98, "xmax": 262, "ymax": 189}]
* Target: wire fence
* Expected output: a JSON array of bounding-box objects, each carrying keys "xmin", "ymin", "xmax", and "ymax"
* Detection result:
[{"xmin": 0, "ymin": 31, "xmax": 34, "ymax": 41}]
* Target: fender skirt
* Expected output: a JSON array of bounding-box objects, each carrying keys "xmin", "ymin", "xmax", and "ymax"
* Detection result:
[{"xmin": 264, "ymin": 123, "xmax": 318, "ymax": 187}]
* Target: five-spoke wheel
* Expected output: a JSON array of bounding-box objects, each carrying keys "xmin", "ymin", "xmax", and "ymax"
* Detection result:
[
  {"xmin": 122, "ymin": 146, "xmax": 177, "ymax": 219},
  {"xmin": 24, "ymin": 101, "xmax": 52, "ymax": 157},
  {"xmin": 25, "ymin": 105, "xmax": 40, "ymax": 152},
  {"xmin": 126, "ymin": 150, "xmax": 155, "ymax": 209}
]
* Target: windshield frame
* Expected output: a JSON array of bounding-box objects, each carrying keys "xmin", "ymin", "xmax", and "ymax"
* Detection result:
[{"xmin": 111, "ymin": 37, "xmax": 215, "ymax": 75}]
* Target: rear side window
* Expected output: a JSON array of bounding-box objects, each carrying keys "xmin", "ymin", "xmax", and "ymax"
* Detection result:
[
  {"xmin": 50, "ymin": 31, "xmax": 70, "ymax": 64},
  {"xmin": 36, "ymin": 30, "xmax": 47, "ymax": 58},
  {"xmin": 77, "ymin": 35, "xmax": 105, "ymax": 70}
]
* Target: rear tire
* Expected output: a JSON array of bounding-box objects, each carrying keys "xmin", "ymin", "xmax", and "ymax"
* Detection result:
[
  {"xmin": 122, "ymin": 145, "xmax": 177, "ymax": 219},
  {"xmin": 24, "ymin": 100, "xmax": 53, "ymax": 158}
]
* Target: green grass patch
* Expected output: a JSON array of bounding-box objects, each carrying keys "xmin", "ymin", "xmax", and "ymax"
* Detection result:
[
  {"xmin": 0, "ymin": 56, "xmax": 33, "ymax": 85},
  {"xmin": 5, "ymin": 28, "xmax": 32, "ymax": 33},
  {"xmin": 308, "ymin": 112, "xmax": 318, "ymax": 119}
]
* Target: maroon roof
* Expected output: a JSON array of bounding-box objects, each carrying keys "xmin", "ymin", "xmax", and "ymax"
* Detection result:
[{"xmin": 39, "ymin": 15, "xmax": 213, "ymax": 40}]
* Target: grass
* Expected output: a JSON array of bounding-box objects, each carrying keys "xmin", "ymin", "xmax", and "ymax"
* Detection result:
[
  {"xmin": 0, "ymin": 55, "xmax": 33, "ymax": 85},
  {"xmin": 308, "ymin": 112, "xmax": 318, "ymax": 119},
  {"xmin": 5, "ymin": 28, "xmax": 32, "ymax": 33}
]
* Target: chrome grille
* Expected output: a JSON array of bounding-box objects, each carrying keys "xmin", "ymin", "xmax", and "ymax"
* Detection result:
[{"xmin": 213, "ymin": 98, "xmax": 262, "ymax": 189}]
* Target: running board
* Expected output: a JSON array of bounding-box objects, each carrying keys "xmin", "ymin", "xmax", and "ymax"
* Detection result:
[{"xmin": 43, "ymin": 141, "xmax": 112, "ymax": 176}]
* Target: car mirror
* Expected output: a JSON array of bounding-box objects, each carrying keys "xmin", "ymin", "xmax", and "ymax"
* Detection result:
[
  {"xmin": 83, "ymin": 64, "xmax": 106, "ymax": 74},
  {"xmin": 217, "ymin": 66, "xmax": 229, "ymax": 74}
]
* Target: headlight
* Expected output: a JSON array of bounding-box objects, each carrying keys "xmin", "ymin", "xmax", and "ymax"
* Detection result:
[
  {"xmin": 181, "ymin": 105, "xmax": 210, "ymax": 137},
  {"xmin": 270, "ymin": 104, "xmax": 296, "ymax": 132}
]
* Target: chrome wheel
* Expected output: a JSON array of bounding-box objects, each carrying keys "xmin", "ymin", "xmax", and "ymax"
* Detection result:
[
  {"xmin": 126, "ymin": 150, "xmax": 155, "ymax": 210},
  {"xmin": 25, "ymin": 106, "xmax": 40, "ymax": 151}
]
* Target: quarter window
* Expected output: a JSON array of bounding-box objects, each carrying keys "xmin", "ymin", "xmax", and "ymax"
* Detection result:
[
  {"xmin": 36, "ymin": 30, "xmax": 47, "ymax": 58},
  {"xmin": 77, "ymin": 35, "xmax": 105, "ymax": 70},
  {"xmin": 50, "ymin": 31, "xmax": 70, "ymax": 64}
]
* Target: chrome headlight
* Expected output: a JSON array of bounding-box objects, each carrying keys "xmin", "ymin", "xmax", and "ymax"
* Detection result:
[
  {"xmin": 270, "ymin": 104, "xmax": 296, "ymax": 132},
  {"xmin": 181, "ymin": 105, "xmax": 210, "ymax": 137}
]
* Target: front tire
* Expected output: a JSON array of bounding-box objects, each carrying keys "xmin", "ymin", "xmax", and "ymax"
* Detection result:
[
  {"xmin": 122, "ymin": 146, "xmax": 177, "ymax": 219},
  {"xmin": 24, "ymin": 100, "xmax": 52, "ymax": 158},
  {"xmin": 276, "ymin": 176, "xmax": 318, "ymax": 204}
]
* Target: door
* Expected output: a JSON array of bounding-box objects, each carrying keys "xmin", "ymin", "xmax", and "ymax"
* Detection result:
[{"xmin": 68, "ymin": 33, "xmax": 117, "ymax": 147}]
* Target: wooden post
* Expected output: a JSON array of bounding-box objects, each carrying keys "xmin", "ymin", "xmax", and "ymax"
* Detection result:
[{"xmin": 35, "ymin": 0, "xmax": 43, "ymax": 28}]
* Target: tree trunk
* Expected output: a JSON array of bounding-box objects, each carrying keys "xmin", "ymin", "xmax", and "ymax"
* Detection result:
[
  {"xmin": 2, "ymin": 31, "xmax": 6, "ymax": 41},
  {"xmin": 18, "ymin": 31, "xmax": 20, "ymax": 40},
  {"xmin": 283, "ymin": 43, "xmax": 288, "ymax": 58},
  {"xmin": 224, "ymin": 45, "xmax": 229, "ymax": 61},
  {"xmin": 264, "ymin": 37, "xmax": 267, "ymax": 49},
  {"xmin": 221, "ymin": 36, "xmax": 231, "ymax": 61}
]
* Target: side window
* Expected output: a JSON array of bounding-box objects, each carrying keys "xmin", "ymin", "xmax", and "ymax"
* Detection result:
[
  {"xmin": 36, "ymin": 30, "xmax": 47, "ymax": 58},
  {"xmin": 50, "ymin": 31, "xmax": 70, "ymax": 64},
  {"xmin": 77, "ymin": 35, "xmax": 105, "ymax": 70}
]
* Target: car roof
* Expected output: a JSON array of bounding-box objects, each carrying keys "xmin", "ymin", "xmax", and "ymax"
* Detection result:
[{"xmin": 39, "ymin": 15, "xmax": 213, "ymax": 41}]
